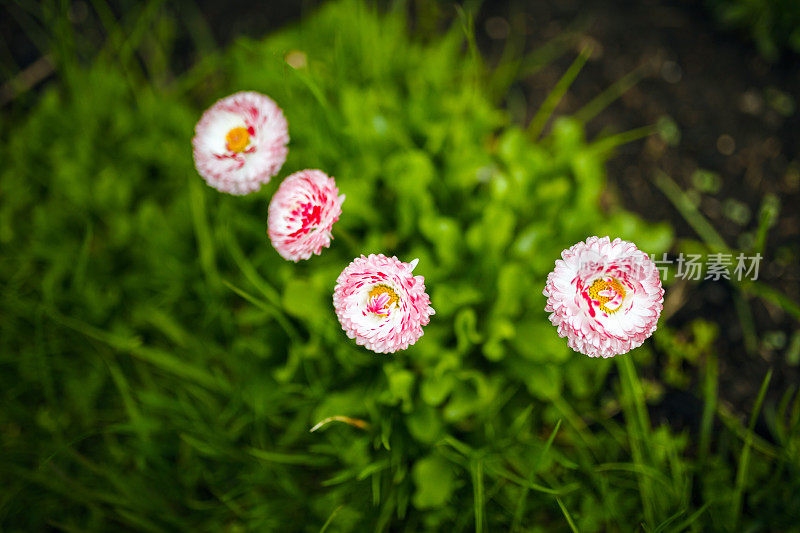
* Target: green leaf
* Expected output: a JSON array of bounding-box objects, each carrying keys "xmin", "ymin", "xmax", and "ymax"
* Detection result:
[
  {"xmin": 513, "ymin": 319, "xmax": 571, "ymax": 363},
  {"xmin": 412, "ymin": 455, "xmax": 455, "ymax": 509},
  {"xmin": 282, "ymin": 278, "xmax": 326, "ymax": 320},
  {"xmin": 421, "ymin": 373, "xmax": 457, "ymax": 406},
  {"xmin": 406, "ymin": 404, "xmax": 444, "ymax": 444},
  {"xmin": 524, "ymin": 364, "xmax": 563, "ymax": 400}
]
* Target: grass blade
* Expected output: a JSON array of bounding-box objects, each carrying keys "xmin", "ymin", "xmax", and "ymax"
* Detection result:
[
  {"xmin": 188, "ymin": 174, "xmax": 220, "ymax": 291},
  {"xmin": 753, "ymin": 194, "xmax": 780, "ymax": 255},
  {"xmin": 512, "ymin": 419, "xmax": 562, "ymax": 530},
  {"xmin": 667, "ymin": 502, "xmax": 711, "ymax": 533},
  {"xmin": 528, "ymin": 47, "xmax": 592, "ymax": 140},
  {"xmin": 732, "ymin": 291, "xmax": 758, "ymax": 355},
  {"xmin": 652, "ymin": 508, "xmax": 686, "ymax": 533},
  {"xmin": 222, "ymin": 279, "xmax": 300, "ymax": 342},
  {"xmin": 471, "ymin": 457, "xmax": 485, "ymax": 533},
  {"xmin": 247, "ymin": 447, "xmax": 332, "ymax": 467},
  {"xmin": 618, "ymin": 356, "xmax": 659, "ymax": 527},
  {"xmin": 319, "ymin": 505, "xmax": 343, "ymax": 533},
  {"xmin": 740, "ymin": 280, "xmax": 800, "ymax": 321},
  {"xmin": 490, "ymin": 466, "xmax": 574, "ymax": 495},
  {"xmin": 575, "ymin": 64, "xmax": 647, "ymax": 123},
  {"xmin": 589, "ymin": 124, "xmax": 657, "ymax": 154},
  {"xmin": 698, "ymin": 351, "xmax": 718, "ymax": 465},
  {"xmin": 47, "ymin": 309, "xmax": 225, "ymax": 391},
  {"xmin": 556, "ymin": 497, "xmax": 580, "ymax": 533},
  {"xmin": 652, "ymin": 171, "xmax": 728, "ymax": 251},
  {"xmin": 224, "ymin": 230, "xmax": 282, "ymax": 307},
  {"xmin": 731, "ymin": 369, "xmax": 772, "ymax": 528}
]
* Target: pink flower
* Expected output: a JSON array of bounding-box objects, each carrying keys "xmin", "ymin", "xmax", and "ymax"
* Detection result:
[
  {"xmin": 192, "ymin": 91, "xmax": 289, "ymax": 195},
  {"xmin": 543, "ymin": 236, "xmax": 664, "ymax": 358},
  {"xmin": 267, "ymin": 169, "xmax": 345, "ymax": 261},
  {"xmin": 333, "ymin": 254, "xmax": 435, "ymax": 354}
]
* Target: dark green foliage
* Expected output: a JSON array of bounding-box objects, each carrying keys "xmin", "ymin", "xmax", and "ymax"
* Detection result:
[
  {"xmin": 707, "ymin": 0, "xmax": 800, "ymax": 60},
  {"xmin": 1, "ymin": 1, "xmax": 799, "ymax": 531}
]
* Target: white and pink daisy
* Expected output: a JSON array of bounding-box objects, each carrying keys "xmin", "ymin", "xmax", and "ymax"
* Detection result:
[
  {"xmin": 333, "ymin": 254, "xmax": 435, "ymax": 354},
  {"xmin": 192, "ymin": 91, "xmax": 289, "ymax": 195},
  {"xmin": 543, "ymin": 236, "xmax": 664, "ymax": 358},
  {"xmin": 267, "ymin": 169, "xmax": 345, "ymax": 261}
]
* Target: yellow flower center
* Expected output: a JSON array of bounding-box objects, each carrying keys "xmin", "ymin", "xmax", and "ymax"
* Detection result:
[
  {"xmin": 588, "ymin": 277, "xmax": 627, "ymax": 314},
  {"xmin": 368, "ymin": 285, "xmax": 399, "ymax": 308},
  {"xmin": 226, "ymin": 127, "xmax": 250, "ymax": 153}
]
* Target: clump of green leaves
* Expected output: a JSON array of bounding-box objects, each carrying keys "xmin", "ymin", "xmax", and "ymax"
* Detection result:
[{"xmin": 1, "ymin": 1, "xmax": 798, "ymax": 531}]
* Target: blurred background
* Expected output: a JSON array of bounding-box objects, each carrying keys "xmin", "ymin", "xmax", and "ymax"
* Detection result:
[{"xmin": 2, "ymin": 0, "xmax": 799, "ymax": 531}]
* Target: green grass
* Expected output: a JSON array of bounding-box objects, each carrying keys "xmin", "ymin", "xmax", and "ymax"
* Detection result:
[{"xmin": 1, "ymin": 0, "xmax": 799, "ymax": 531}]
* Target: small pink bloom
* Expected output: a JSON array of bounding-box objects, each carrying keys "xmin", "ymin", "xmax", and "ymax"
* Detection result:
[
  {"xmin": 192, "ymin": 91, "xmax": 289, "ymax": 195},
  {"xmin": 267, "ymin": 169, "xmax": 345, "ymax": 261},
  {"xmin": 333, "ymin": 254, "xmax": 435, "ymax": 354},
  {"xmin": 543, "ymin": 236, "xmax": 664, "ymax": 358}
]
